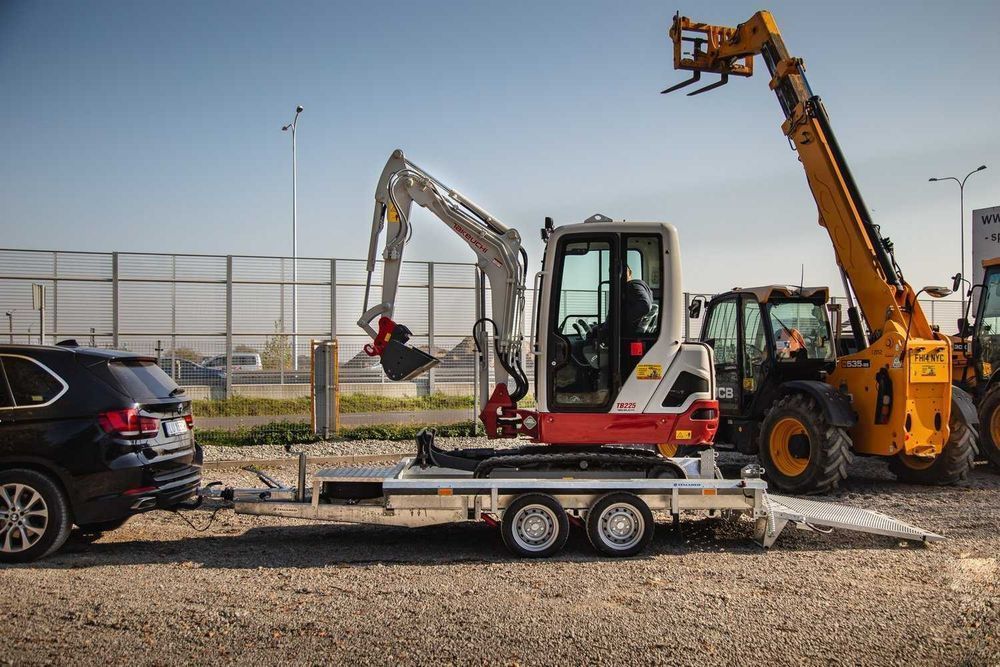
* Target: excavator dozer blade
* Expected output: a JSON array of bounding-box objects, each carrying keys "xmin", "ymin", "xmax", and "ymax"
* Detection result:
[{"xmin": 380, "ymin": 339, "xmax": 440, "ymax": 381}]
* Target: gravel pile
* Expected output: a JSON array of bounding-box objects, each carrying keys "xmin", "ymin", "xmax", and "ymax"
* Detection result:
[{"xmin": 2, "ymin": 441, "xmax": 997, "ymax": 665}]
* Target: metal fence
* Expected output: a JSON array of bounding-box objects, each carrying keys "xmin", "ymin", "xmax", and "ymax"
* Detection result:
[{"xmin": 0, "ymin": 248, "xmax": 966, "ymax": 437}]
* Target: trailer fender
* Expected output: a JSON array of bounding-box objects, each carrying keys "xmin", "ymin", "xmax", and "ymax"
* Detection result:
[{"xmin": 777, "ymin": 380, "xmax": 856, "ymax": 429}]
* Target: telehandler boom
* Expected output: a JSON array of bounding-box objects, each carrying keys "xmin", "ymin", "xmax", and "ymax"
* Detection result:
[{"xmin": 663, "ymin": 11, "xmax": 978, "ymax": 490}]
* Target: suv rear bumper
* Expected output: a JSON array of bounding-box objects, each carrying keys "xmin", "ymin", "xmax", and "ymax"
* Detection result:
[{"xmin": 73, "ymin": 443, "xmax": 203, "ymax": 525}]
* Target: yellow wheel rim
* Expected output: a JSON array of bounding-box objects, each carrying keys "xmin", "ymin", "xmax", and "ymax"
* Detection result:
[
  {"xmin": 990, "ymin": 407, "xmax": 1000, "ymax": 445},
  {"xmin": 768, "ymin": 417, "xmax": 810, "ymax": 477},
  {"xmin": 657, "ymin": 443, "xmax": 679, "ymax": 458},
  {"xmin": 896, "ymin": 452, "xmax": 936, "ymax": 470}
]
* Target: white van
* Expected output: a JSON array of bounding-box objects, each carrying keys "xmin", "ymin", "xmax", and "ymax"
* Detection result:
[{"xmin": 202, "ymin": 353, "xmax": 263, "ymax": 372}]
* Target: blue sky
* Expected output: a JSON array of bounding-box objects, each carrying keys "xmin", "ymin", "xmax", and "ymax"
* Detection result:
[{"xmin": 1, "ymin": 0, "xmax": 998, "ymax": 294}]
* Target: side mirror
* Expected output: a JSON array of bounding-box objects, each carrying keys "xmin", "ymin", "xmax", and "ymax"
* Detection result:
[
  {"xmin": 688, "ymin": 298, "xmax": 703, "ymax": 319},
  {"xmin": 952, "ymin": 272, "xmax": 963, "ymax": 294}
]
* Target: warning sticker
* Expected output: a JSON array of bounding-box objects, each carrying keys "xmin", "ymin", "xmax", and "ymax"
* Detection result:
[{"xmin": 635, "ymin": 364, "xmax": 663, "ymax": 380}]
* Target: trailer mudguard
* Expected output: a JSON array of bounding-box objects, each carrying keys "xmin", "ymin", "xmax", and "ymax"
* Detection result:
[{"xmin": 778, "ymin": 380, "xmax": 856, "ymax": 428}]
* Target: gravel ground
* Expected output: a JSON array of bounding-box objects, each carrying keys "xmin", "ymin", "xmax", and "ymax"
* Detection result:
[{"xmin": 1, "ymin": 439, "xmax": 998, "ymax": 666}]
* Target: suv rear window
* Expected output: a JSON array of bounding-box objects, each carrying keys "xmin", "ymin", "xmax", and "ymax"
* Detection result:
[
  {"xmin": 109, "ymin": 360, "xmax": 180, "ymax": 400},
  {"xmin": 1, "ymin": 356, "xmax": 67, "ymax": 407}
]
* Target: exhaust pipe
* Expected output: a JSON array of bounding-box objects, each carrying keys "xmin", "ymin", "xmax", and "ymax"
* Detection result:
[{"xmin": 130, "ymin": 497, "xmax": 157, "ymax": 511}]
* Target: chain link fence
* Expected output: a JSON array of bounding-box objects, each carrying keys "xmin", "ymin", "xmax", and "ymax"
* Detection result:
[{"xmin": 0, "ymin": 248, "xmax": 966, "ymax": 442}]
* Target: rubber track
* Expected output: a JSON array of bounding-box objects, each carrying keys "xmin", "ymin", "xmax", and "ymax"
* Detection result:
[{"xmin": 473, "ymin": 451, "xmax": 681, "ymax": 479}]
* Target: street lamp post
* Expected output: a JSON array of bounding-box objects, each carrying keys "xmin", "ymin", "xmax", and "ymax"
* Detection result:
[
  {"xmin": 929, "ymin": 164, "xmax": 987, "ymax": 316},
  {"xmin": 282, "ymin": 105, "xmax": 304, "ymax": 371}
]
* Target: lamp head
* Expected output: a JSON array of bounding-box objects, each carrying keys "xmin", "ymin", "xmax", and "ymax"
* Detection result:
[
  {"xmin": 928, "ymin": 177, "xmax": 938, "ymax": 182},
  {"xmin": 296, "ymin": 105, "xmax": 304, "ymax": 113},
  {"xmin": 977, "ymin": 165, "xmax": 987, "ymax": 171}
]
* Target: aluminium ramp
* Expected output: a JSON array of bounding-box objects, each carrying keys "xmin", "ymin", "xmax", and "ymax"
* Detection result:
[{"xmin": 755, "ymin": 493, "xmax": 944, "ymax": 548}]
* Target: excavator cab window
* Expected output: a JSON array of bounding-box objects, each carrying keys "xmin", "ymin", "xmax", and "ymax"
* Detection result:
[
  {"xmin": 548, "ymin": 236, "xmax": 617, "ymax": 410},
  {"xmin": 620, "ymin": 235, "xmax": 662, "ymax": 379}
]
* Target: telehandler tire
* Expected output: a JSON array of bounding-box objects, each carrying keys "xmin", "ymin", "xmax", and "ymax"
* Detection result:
[
  {"xmin": 758, "ymin": 393, "xmax": 853, "ymax": 494},
  {"xmin": 888, "ymin": 409, "xmax": 978, "ymax": 484},
  {"xmin": 975, "ymin": 385, "xmax": 1000, "ymax": 470}
]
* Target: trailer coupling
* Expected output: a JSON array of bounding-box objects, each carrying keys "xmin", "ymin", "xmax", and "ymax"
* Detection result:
[{"xmin": 363, "ymin": 315, "xmax": 439, "ymax": 381}]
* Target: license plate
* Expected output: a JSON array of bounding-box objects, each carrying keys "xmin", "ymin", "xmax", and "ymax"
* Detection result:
[
  {"xmin": 909, "ymin": 349, "xmax": 948, "ymax": 383},
  {"xmin": 164, "ymin": 419, "xmax": 189, "ymax": 437}
]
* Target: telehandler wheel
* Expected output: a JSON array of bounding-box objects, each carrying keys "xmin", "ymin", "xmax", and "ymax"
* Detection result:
[
  {"xmin": 501, "ymin": 494, "xmax": 569, "ymax": 558},
  {"xmin": 758, "ymin": 394, "xmax": 853, "ymax": 495},
  {"xmin": 976, "ymin": 386, "xmax": 1000, "ymax": 470},
  {"xmin": 888, "ymin": 410, "xmax": 978, "ymax": 484},
  {"xmin": 586, "ymin": 493, "xmax": 654, "ymax": 557}
]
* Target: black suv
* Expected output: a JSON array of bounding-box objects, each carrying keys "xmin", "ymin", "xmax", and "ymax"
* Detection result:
[{"xmin": 0, "ymin": 343, "xmax": 202, "ymax": 562}]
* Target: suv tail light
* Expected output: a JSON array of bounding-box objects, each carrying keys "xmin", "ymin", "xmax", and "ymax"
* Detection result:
[
  {"xmin": 99, "ymin": 408, "xmax": 160, "ymax": 439},
  {"xmin": 183, "ymin": 413, "xmax": 194, "ymax": 428}
]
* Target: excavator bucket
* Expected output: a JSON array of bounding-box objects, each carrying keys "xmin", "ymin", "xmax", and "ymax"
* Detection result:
[
  {"xmin": 363, "ymin": 316, "xmax": 440, "ymax": 381},
  {"xmin": 379, "ymin": 339, "xmax": 439, "ymax": 382}
]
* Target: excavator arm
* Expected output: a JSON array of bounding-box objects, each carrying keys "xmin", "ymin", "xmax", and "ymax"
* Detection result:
[
  {"xmin": 663, "ymin": 12, "xmax": 961, "ymax": 461},
  {"xmin": 359, "ymin": 149, "xmax": 530, "ymax": 401}
]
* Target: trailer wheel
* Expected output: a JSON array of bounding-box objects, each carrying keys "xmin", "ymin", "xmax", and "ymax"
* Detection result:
[
  {"xmin": 501, "ymin": 494, "xmax": 569, "ymax": 558},
  {"xmin": 586, "ymin": 493, "xmax": 654, "ymax": 557},
  {"xmin": 977, "ymin": 385, "xmax": 1000, "ymax": 470},
  {"xmin": 888, "ymin": 408, "xmax": 978, "ymax": 484},
  {"xmin": 758, "ymin": 393, "xmax": 853, "ymax": 494}
]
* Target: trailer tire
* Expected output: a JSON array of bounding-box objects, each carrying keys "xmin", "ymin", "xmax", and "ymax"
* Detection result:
[
  {"xmin": 976, "ymin": 385, "xmax": 1000, "ymax": 470},
  {"xmin": 501, "ymin": 494, "xmax": 569, "ymax": 558},
  {"xmin": 758, "ymin": 393, "xmax": 853, "ymax": 494},
  {"xmin": 586, "ymin": 493, "xmax": 654, "ymax": 557},
  {"xmin": 889, "ymin": 409, "xmax": 978, "ymax": 484}
]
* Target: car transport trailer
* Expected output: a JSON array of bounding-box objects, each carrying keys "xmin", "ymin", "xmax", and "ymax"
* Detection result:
[{"xmin": 200, "ymin": 445, "xmax": 943, "ymax": 558}]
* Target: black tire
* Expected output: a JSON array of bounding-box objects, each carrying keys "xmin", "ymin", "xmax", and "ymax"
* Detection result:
[
  {"xmin": 976, "ymin": 385, "xmax": 1000, "ymax": 470},
  {"xmin": 758, "ymin": 393, "xmax": 854, "ymax": 494},
  {"xmin": 586, "ymin": 493, "xmax": 654, "ymax": 557},
  {"xmin": 0, "ymin": 469, "xmax": 72, "ymax": 564},
  {"xmin": 500, "ymin": 494, "xmax": 569, "ymax": 558},
  {"xmin": 888, "ymin": 408, "xmax": 978, "ymax": 484}
]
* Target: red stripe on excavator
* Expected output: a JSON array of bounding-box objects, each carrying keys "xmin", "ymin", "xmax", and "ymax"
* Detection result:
[{"xmin": 534, "ymin": 399, "xmax": 719, "ymax": 446}]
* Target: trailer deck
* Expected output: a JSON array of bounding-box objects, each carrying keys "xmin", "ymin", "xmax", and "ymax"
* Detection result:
[{"xmin": 205, "ymin": 449, "xmax": 943, "ymax": 557}]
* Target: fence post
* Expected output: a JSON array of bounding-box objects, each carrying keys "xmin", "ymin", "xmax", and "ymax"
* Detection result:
[
  {"xmin": 329, "ymin": 258, "xmax": 337, "ymax": 339},
  {"xmin": 427, "ymin": 262, "xmax": 435, "ymax": 395},
  {"xmin": 225, "ymin": 255, "xmax": 233, "ymax": 399},
  {"xmin": 111, "ymin": 252, "xmax": 119, "ymax": 348},
  {"xmin": 171, "ymin": 255, "xmax": 177, "ymax": 381},
  {"xmin": 333, "ymin": 338, "xmax": 340, "ymax": 435},
  {"xmin": 52, "ymin": 252, "xmax": 58, "ymax": 341}
]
